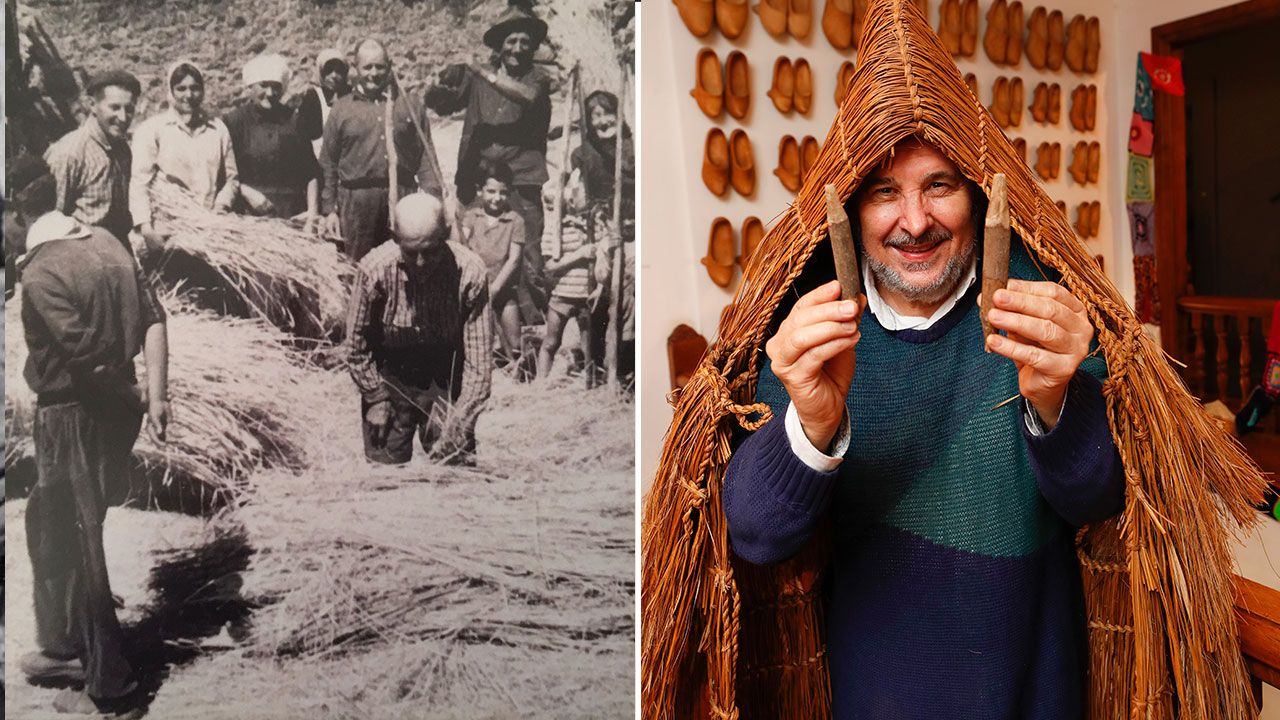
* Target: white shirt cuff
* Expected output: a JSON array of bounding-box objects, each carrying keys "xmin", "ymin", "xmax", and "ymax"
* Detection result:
[
  {"xmin": 1023, "ymin": 395, "xmax": 1067, "ymax": 436},
  {"xmin": 784, "ymin": 402, "xmax": 851, "ymax": 472}
]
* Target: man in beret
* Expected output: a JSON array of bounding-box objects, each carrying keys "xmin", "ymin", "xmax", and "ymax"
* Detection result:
[
  {"xmin": 7, "ymin": 154, "xmax": 168, "ymax": 718},
  {"xmin": 43, "ymin": 70, "xmax": 141, "ymax": 244}
]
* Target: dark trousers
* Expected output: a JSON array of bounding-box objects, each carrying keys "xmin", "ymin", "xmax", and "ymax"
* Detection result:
[
  {"xmin": 27, "ymin": 399, "xmax": 142, "ymax": 700},
  {"xmin": 338, "ymin": 184, "xmax": 414, "ymax": 262},
  {"xmin": 361, "ymin": 363, "xmax": 474, "ymax": 465}
]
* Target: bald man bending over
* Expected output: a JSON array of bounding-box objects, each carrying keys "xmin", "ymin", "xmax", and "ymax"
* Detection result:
[
  {"xmin": 321, "ymin": 38, "xmax": 442, "ymax": 261},
  {"xmin": 346, "ymin": 193, "xmax": 493, "ymax": 465}
]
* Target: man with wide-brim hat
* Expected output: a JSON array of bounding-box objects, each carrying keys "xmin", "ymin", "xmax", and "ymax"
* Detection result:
[{"xmin": 426, "ymin": 5, "xmax": 553, "ymax": 324}]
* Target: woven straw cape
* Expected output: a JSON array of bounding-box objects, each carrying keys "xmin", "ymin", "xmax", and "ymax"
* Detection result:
[{"xmin": 640, "ymin": 0, "xmax": 1268, "ymax": 718}]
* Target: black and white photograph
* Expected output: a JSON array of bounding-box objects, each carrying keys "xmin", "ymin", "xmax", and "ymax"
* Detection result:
[{"xmin": 3, "ymin": 0, "xmax": 635, "ymax": 717}]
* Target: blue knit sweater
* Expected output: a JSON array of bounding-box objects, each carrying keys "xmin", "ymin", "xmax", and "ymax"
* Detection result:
[{"xmin": 723, "ymin": 242, "xmax": 1124, "ymax": 719}]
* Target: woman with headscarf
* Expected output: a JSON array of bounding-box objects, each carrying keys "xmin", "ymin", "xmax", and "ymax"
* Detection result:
[
  {"xmin": 425, "ymin": 5, "xmax": 553, "ymax": 321},
  {"xmin": 295, "ymin": 48, "xmax": 350, "ymax": 159},
  {"xmin": 129, "ymin": 60, "xmax": 238, "ymax": 251},
  {"xmin": 573, "ymin": 89, "xmax": 635, "ymax": 388},
  {"xmin": 224, "ymin": 52, "xmax": 319, "ymax": 228}
]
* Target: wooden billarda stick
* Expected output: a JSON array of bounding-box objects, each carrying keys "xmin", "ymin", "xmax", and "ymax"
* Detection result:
[
  {"xmin": 824, "ymin": 184, "xmax": 861, "ymax": 301},
  {"xmin": 980, "ymin": 173, "xmax": 1010, "ymax": 350}
]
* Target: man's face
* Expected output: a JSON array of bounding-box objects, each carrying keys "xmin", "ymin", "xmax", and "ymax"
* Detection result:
[
  {"xmin": 90, "ymin": 85, "xmax": 136, "ymax": 142},
  {"xmin": 171, "ymin": 73, "xmax": 205, "ymax": 115},
  {"xmin": 479, "ymin": 178, "xmax": 510, "ymax": 215},
  {"xmin": 500, "ymin": 32, "xmax": 534, "ymax": 71},
  {"xmin": 397, "ymin": 223, "xmax": 447, "ymax": 269},
  {"xmin": 251, "ymin": 81, "xmax": 283, "ymax": 110},
  {"xmin": 856, "ymin": 140, "xmax": 976, "ymax": 307},
  {"xmin": 356, "ymin": 47, "xmax": 390, "ymax": 95}
]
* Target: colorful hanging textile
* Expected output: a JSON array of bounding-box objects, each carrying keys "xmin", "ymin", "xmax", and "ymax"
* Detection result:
[{"xmin": 1126, "ymin": 52, "xmax": 1183, "ymax": 324}]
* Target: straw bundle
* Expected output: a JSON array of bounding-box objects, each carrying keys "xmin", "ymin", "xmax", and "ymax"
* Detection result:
[
  {"xmin": 246, "ymin": 374, "xmax": 634, "ymax": 657},
  {"xmin": 146, "ymin": 181, "xmax": 354, "ymax": 341},
  {"xmin": 5, "ymin": 292, "xmax": 336, "ymax": 508},
  {"xmin": 228, "ymin": 375, "xmax": 634, "ymax": 714},
  {"xmin": 640, "ymin": 1, "xmax": 1267, "ymax": 718}
]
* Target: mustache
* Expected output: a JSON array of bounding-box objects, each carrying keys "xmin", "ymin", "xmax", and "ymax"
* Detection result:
[{"xmin": 882, "ymin": 227, "xmax": 953, "ymax": 248}]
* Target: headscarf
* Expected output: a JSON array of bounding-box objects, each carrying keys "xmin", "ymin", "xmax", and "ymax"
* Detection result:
[
  {"xmin": 242, "ymin": 52, "xmax": 291, "ymax": 89},
  {"xmin": 166, "ymin": 58, "xmax": 205, "ymax": 108},
  {"xmin": 573, "ymin": 90, "xmax": 633, "ymax": 212},
  {"xmin": 315, "ymin": 48, "xmax": 346, "ymax": 78}
]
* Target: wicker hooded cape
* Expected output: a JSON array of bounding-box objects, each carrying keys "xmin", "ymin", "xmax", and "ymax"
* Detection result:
[{"xmin": 640, "ymin": 1, "xmax": 1268, "ymax": 718}]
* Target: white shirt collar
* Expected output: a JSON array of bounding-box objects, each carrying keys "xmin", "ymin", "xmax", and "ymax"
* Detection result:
[{"xmin": 862, "ymin": 256, "xmax": 977, "ymax": 331}]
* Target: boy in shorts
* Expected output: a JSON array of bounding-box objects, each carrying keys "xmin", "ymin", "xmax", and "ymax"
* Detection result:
[{"xmin": 460, "ymin": 160, "xmax": 525, "ymax": 363}]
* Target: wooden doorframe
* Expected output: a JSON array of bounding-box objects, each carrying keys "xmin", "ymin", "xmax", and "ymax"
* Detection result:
[{"xmin": 1150, "ymin": 0, "xmax": 1280, "ymax": 358}]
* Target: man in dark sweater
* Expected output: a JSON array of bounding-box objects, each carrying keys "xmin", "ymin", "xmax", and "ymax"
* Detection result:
[
  {"xmin": 8, "ymin": 156, "xmax": 168, "ymax": 717},
  {"xmin": 723, "ymin": 137, "xmax": 1124, "ymax": 718},
  {"xmin": 320, "ymin": 39, "xmax": 442, "ymax": 261}
]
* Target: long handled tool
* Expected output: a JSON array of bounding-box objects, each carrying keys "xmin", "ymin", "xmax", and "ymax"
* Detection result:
[
  {"xmin": 980, "ymin": 173, "xmax": 1010, "ymax": 348},
  {"xmin": 549, "ymin": 63, "xmax": 580, "ymax": 261},
  {"xmin": 604, "ymin": 70, "xmax": 629, "ymax": 390},
  {"xmin": 824, "ymin": 184, "xmax": 861, "ymax": 301},
  {"xmin": 390, "ymin": 69, "xmax": 457, "ymax": 238}
]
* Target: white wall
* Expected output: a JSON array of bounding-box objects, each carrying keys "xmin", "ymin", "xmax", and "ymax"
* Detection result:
[{"xmin": 639, "ymin": 0, "xmax": 1238, "ymax": 485}]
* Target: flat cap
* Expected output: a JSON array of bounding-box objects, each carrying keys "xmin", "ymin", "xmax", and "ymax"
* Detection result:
[{"xmin": 85, "ymin": 69, "xmax": 141, "ymax": 97}]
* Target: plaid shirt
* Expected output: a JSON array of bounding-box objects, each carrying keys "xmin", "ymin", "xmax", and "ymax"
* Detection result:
[
  {"xmin": 44, "ymin": 118, "xmax": 132, "ymax": 239},
  {"xmin": 346, "ymin": 239, "xmax": 492, "ymax": 424}
]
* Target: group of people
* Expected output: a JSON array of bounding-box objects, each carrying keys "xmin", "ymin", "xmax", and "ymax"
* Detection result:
[{"xmin": 4, "ymin": 6, "xmax": 633, "ymax": 716}]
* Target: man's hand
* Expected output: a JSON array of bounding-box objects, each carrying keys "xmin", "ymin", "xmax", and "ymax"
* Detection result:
[
  {"xmin": 765, "ymin": 280, "xmax": 864, "ymax": 452},
  {"xmin": 138, "ymin": 223, "xmax": 169, "ymax": 253},
  {"xmin": 147, "ymin": 397, "xmax": 170, "ymax": 443},
  {"xmin": 323, "ymin": 212, "xmax": 342, "ymax": 240},
  {"xmin": 366, "ymin": 400, "xmax": 393, "ymax": 445},
  {"xmin": 985, "ymin": 279, "xmax": 1094, "ymax": 431}
]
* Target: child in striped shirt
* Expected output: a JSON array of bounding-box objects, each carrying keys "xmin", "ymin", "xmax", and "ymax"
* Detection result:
[{"xmin": 537, "ymin": 170, "xmax": 601, "ymax": 379}]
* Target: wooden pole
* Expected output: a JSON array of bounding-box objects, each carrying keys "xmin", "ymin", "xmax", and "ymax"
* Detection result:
[
  {"xmin": 604, "ymin": 71, "xmax": 628, "ymax": 390},
  {"xmin": 550, "ymin": 63, "xmax": 579, "ymax": 261},
  {"xmin": 385, "ymin": 86, "xmax": 399, "ymax": 233}
]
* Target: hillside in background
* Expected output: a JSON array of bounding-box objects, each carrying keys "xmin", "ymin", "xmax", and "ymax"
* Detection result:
[{"xmin": 20, "ymin": 0, "xmax": 630, "ymax": 125}]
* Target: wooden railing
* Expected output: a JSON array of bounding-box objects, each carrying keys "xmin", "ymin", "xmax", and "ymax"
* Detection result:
[
  {"xmin": 1236, "ymin": 575, "xmax": 1280, "ymax": 711},
  {"xmin": 1178, "ymin": 295, "xmax": 1275, "ymax": 409}
]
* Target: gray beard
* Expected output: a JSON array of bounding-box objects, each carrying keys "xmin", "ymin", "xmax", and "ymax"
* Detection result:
[{"xmin": 866, "ymin": 233, "xmax": 976, "ymax": 306}]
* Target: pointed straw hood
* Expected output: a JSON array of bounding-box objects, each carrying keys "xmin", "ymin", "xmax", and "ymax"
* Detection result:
[{"xmin": 640, "ymin": 0, "xmax": 1267, "ymax": 717}]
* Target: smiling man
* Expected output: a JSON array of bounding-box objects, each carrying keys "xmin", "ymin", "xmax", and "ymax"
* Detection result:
[
  {"xmin": 721, "ymin": 137, "xmax": 1125, "ymax": 718},
  {"xmin": 320, "ymin": 39, "xmax": 442, "ymax": 261},
  {"xmin": 43, "ymin": 70, "xmax": 141, "ymax": 243}
]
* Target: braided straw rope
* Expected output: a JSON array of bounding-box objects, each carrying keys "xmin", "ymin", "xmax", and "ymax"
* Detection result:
[{"xmin": 641, "ymin": 0, "xmax": 1268, "ymax": 718}]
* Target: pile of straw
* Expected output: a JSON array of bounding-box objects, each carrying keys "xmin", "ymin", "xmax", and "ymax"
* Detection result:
[
  {"xmin": 5, "ymin": 293, "xmax": 336, "ymax": 508},
  {"xmin": 146, "ymin": 181, "xmax": 354, "ymax": 340},
  {"xmin": 640, "ymin": 1, "xmax": 1267, "ymax": 718},
  {"xmin": 234, "ymin": 375, "xmax": 634, "ymax": 712}
]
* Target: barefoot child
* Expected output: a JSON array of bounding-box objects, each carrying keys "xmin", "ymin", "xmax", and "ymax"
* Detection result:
[
  {"xmin": 537, "ymin": 170, "xmax": 596, "ymax": 379},
  {"xmin": 460, "ymin": 160, "xmax": 524, "ymax": 362}
]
